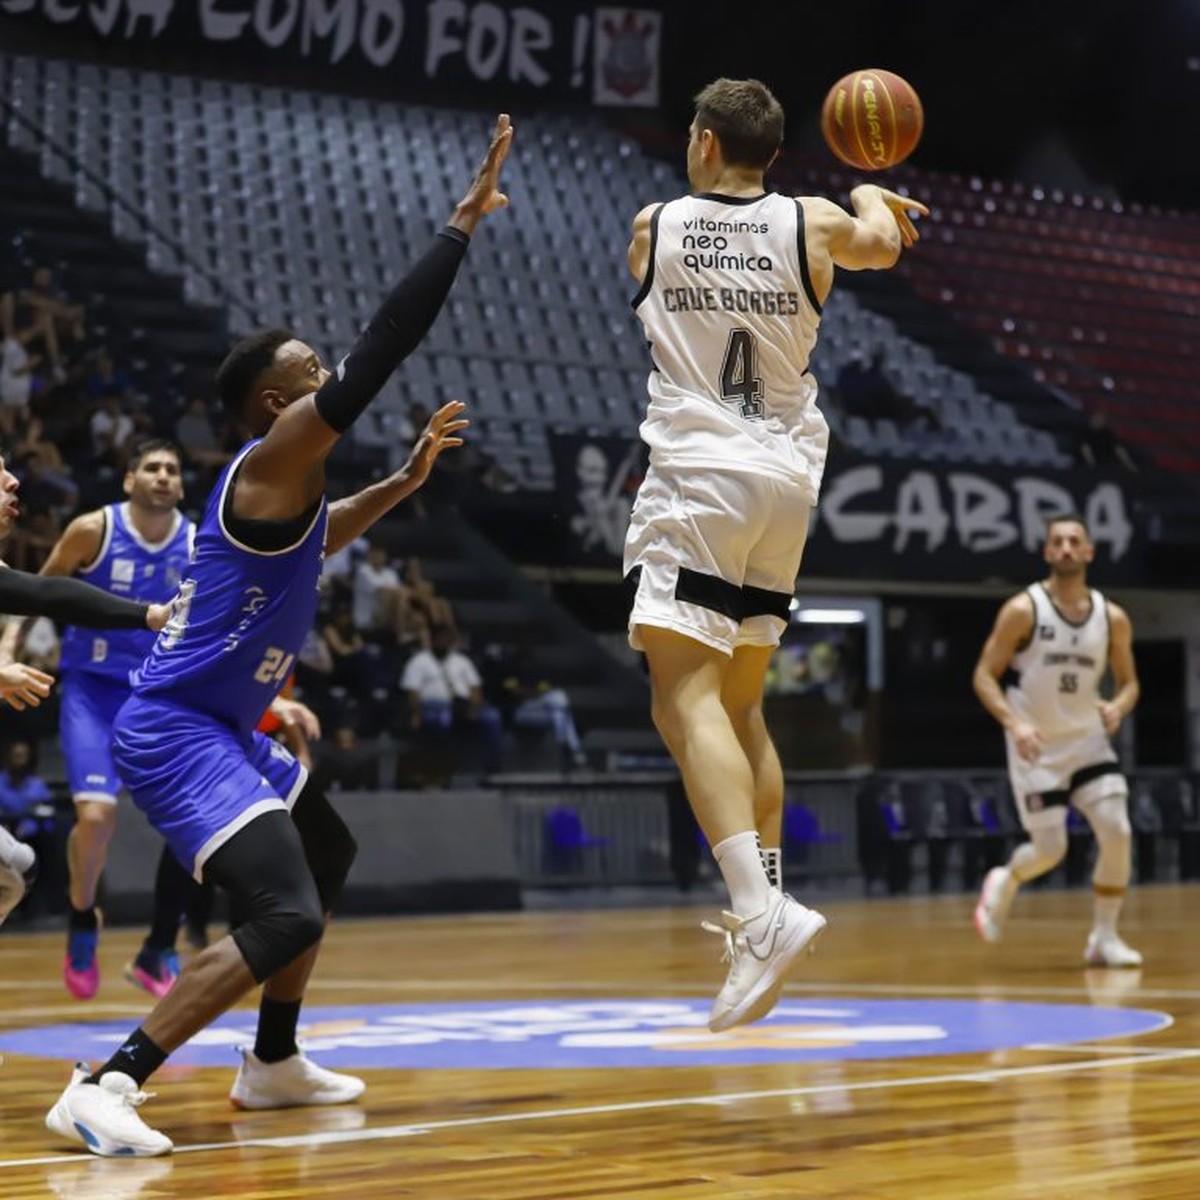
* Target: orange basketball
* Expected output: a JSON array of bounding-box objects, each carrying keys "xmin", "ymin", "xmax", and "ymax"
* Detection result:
[{"xmin": 820, "ymin": 69, "xmax": 924, "ymax": 171}]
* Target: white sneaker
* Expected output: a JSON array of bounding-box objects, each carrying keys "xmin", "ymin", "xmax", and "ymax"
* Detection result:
[
  {"xmin": 703, "ymin": 891, "xmax": 827, "ymax": 1033},
  {"xmin": 229, "ymin": 1047, "xmax": 366, "ymax": 1110},
  {"xmin": 974, "ymin": 866, "xmax": 1015, "ymax": 944},
  {"xmin": 45, "ymin": 1064, "xmax": 172, "ymax": 1157},
  {"xmin": 1084, "ymin": 930, "xmax": 1143, "ymax": 968}
]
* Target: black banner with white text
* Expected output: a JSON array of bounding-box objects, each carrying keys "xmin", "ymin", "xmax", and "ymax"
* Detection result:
[
  {"xmin": 548, "ymin": 435, "xmax": 1146, "ymax": 584},
  {"xmin": 0, "ymin": 2, "xmax": 663, "ymax": 107}
]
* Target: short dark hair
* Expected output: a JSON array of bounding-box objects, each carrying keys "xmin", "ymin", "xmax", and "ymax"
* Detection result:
[
  {"xmin": 1045, "ymin": 512, "xmax": 1090, "ymax": 539},
  {"xmin": 693, "ymin": 78, "xmax": 784, "ymax": 170},
  {"xmin": 126, "ymin": 437, "xmax": 181, "ymax": 472},
  {"xmin": 215, "ymin": 328, "xmax": 294, "ymax": 420}
]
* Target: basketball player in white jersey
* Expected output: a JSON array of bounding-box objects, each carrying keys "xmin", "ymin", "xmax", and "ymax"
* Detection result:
[
  {"xmin": 972, "ymin": 514, "xmax": 1141, "ymax": 966},
  {"xmin": 624, "ymin": 77, "xmax": 928, "ymax": 1031}
]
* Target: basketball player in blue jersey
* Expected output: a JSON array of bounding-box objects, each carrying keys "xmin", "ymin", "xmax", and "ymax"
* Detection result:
[
  {"xmin": 624, "ymin": 79, "xmax": 928, "ymax": 1032},
  {"xmin": 45, "ymin": 114, "xmax": 512, "ymax": 1157},
  {"xmin": 18, "ymin": 441, "xmax": 199, "ymax": 1000},
  {"xmin": 0, "ymin": 452, "xmax": 174, "ymax": 925}
]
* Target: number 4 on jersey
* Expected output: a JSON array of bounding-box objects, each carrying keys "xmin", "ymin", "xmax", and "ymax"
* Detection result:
[{"xmin": 720, "ymin": 328, "xmax": 765, "ymax": 419}]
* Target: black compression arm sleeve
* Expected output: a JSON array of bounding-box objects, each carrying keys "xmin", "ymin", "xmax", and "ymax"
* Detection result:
[
  {"xmin": 0, "ymin": 569, "xmax": 150, "ymax": 629},
  {"xmin": 313, "ymin": 227, "xmax": 470, "ymax": 434}
]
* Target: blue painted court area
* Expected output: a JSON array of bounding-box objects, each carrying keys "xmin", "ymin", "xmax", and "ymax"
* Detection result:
[{"xmin": 0, "ymin": 999, "xmax": 1168, "ymax": 1070}]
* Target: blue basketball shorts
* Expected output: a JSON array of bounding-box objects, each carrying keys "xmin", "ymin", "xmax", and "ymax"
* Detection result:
[
  {"xmin": 60, "ymin": 672, "xmax": 131, "ymax": 804},
  {"xmin": 112, "ymin": 693, "xmax": 306, "ymax": 880}
]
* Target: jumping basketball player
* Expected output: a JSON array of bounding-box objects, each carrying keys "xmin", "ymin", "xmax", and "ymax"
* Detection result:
[
  {"xmin": 623, "ymin": 78, "xmax": 928, "ymax": 1031},
  {"xmin": 44, "ymin": 113, "xmax": 511, "ymax": 1157},
  {"xmin": 972, "ymin": 513, "xmax": 1142, "ymax": 967},
  {"xmin": 7, "ymin": 440, "xmax": 200, "ymax": 1001}
]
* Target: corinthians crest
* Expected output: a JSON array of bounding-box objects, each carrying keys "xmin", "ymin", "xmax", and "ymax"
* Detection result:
[{"xmin": 594, "ymin": 7, "xmax": 661, "ymax": 107}]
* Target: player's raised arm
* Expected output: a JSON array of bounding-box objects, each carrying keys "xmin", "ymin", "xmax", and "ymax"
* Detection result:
[
  {"xmin": 627, "ymin": 202, "xmax": 662, "ymax": 284},
  {"xmin": 324, "ymin": 400, "xmax": 470, "ymax": 554},
  {"xmin": 801, "ymin": 186, "xmax": 929, "ymax": 293},
  {"xmin": 240, "ymin": 115, "xmax": 513, "ymax": 501},
  {"xmin": 973, "ymin": 593, "xmax": 1043, "ymax": 762},
  {"xmin": 0, "ymin": 513, "xmax": 107, "ymax": 665},
  {"xmin": 36, "ymin": 511, "xmax": 106, "ymax": 578},
  {"xmin": 0, "ymin": 565, "xmax": 161, "ymax": 632}
]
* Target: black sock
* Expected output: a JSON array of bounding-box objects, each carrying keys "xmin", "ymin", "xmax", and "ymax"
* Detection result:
[
  {"xmin": 69, "ymin": 904, "xmax": 98, "ymax": 933},
  {"xmin": 254, "ymin": 996, "xmax": 302, "ymax": 1064},
  {"xmin": 141, "ymin": 846, "xmax": 193, "ymax": 957},
  {"xmin": 88, "ymin": 1027, "xmax": 167, "ymax": 1088}
]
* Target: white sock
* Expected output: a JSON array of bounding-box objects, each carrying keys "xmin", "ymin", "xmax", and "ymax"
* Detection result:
[
  {"xmin": 760, "ymin": 846, "xmax": 782, "ymax": 891},
  {"xmin": 712, "ymin": 831, "xmax": 773, "ymax": 919},
  {"xmin": 1092, "ymin": 892, "xmax": 1123, "ymax": 936}
]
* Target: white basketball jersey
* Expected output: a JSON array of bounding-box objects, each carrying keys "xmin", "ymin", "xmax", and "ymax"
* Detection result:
[
  {"xmin": 633, "ymin": 192, "xmax": 828, "ymax": 501},
  {"xmin": 1008, "ymin": 584, "xmax": 1111, "ymax": 742}
]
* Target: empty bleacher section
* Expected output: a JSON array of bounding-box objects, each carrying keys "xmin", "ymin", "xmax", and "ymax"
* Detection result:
[
  {"xmin": 844, "ymin": 166, "xmax": 1200, "ymax": 476},
  {"xmin": 1, "ymin": 54, "xmax": 1084, "ymax": 489}
]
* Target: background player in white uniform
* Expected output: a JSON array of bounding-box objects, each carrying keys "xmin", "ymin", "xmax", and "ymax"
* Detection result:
[
  {"xmin": 624, "ymin": 78, "xmax": 928, "ymax": 1032},
  {"xmin": 972, "ymin": 514, "xmax": 1141, "ymax": 966}
]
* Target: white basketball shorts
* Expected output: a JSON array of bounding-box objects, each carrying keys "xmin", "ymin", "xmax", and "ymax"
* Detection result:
[
  {"xmin": 1005, "ymin": 727, "xmax": 1126, "ymax": 832},
  {"xmin": 623, "ymin": 460, "xmax": 812, "ymax": 656}
]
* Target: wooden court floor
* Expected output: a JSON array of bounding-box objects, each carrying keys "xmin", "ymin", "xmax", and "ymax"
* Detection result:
[{"xmin": 0, "ymin": 885, "xmax": 1198, "ymax": 1198}]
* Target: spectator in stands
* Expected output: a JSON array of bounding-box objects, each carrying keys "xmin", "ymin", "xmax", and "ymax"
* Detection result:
[
  {"xmin": 2, "ymin": 508, "xmax": 62, "ymax": 574},
  {"xmin": 321, "ymin": 603, "xmax": 375, "ymax": 692},
  {"xmin": 1078, "ymin": 410, "xmax": 1138, "ymax": 473},
  {"xmin": 18, "ymin": 267, "xmax": 86, "ymax": 379},
  {"xmin": 14, "ymin": 449, "xmax": 79, "ymax": 516},
  {"xmin": 491, "ymin": 640, "xmax": 585, "ymax": 769},
  {"xmin": 297, "ymin": 624, "xmax": 335, "ymax": 680},
  {"xmin": 85, "ymin": 352, "xmax": 138, "ymax": 406},
  {"xmin": 174, "ymin": 395, "xmax": 233, "ymax": 478},
  {"xmin": 312, "ymin": 725, "xmax": 377, "ymax": 793},
  {"xmin": 402, "ymin": 623, "xmax": 502, "ymax": 769},
  {"xmin": 0, "ymin": 739, "xmax": 58, "ymax": 919},
  {"xmin": 0, "ymin": 739, "xmax": 53, "ymax": 833},
  {"xmin": 0, "ymin": 329, "xmax": 41, "ymax": 439},
  {"xmin": 320, "ymin": 534, "xmax": 366, "ymax": 604},
  {"xmin": 16, "ymin": 615, "xmax": 60, "ymax": 675},
  {"xmin": 353, "ymin": 541, "xmax": 401, "ymax": 632},
  {"xmin": 402, "ymin": 556, "xmax": 456, "ymax": 634},
  {"xmin": 89, "ymin": 393, "xmax": 136, "ymax": 468},
  {"xmin": 15, "ymin": 416, "xmax": 70, "ymax": 478},
  {"xmin": 354, "ymin": 542, "xmax": 429, "ymax": 649}
]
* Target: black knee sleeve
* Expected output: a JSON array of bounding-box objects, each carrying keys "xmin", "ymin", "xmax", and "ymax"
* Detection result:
[
  {"xmin": 291, "ymin": 778, "xmax": 358, "ymax": 912},
  {"xmin": 203, "ymin": 811, "xmax": 326, "ymax": 983}
]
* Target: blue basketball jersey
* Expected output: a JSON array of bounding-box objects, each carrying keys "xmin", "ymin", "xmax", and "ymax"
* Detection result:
[
  {"xmin": 59, "ymin": 503, "xmax": 194, "ymax": 682},
  {"xmin": 130, "ymin": 441, "xmax": 327, "ymax": 735}
]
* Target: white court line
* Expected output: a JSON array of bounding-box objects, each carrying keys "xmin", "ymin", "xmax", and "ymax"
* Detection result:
[
  {"xmin": 1, "ymin": 975, "xmax": 1190, "ymax": 1001},
  {"xmin": 1, "ymin": 1046, "xmax": 1197, "ymax": 1169},
  {"xmin": 306, "ymin": 977, "xmax": 1200, "ymax": 1002},
  {"xmin": 0, "ymin": 1004, "xmax": 151, "ymax": 1021},
  {"xmin": 1027, "ymin": 1042, "xmax": 1181, "ymax": 1055}
]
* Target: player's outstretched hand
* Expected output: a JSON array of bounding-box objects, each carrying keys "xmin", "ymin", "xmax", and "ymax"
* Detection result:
[
  {"xmin": 146, "ymin": 602, "xmax": 173, "ymax": 633},
  {"xmin": 450, "ymin": 114, "xmax": 513, "ymax": 234},
  {"xmin": 0, "ymin": 662, "xmax": 53, "ymax": 711},
  {"xmin": 271, "ymin": 695, "xmax": 322, "ymax": 741},
  {"xmin": 877, "ymin": 188, "xmax": 929, "ymax": 247},
  {"xmin": 1011, "ymin": 719, "xmax": 1045, "ymax": 764},
  {"xmin": 404, "ymin": 400, "xmax": 470, "ymax": 488},
  {"xmin": 1097, "ymin": 700, "xmax": 1123, "ymax": 737}
]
